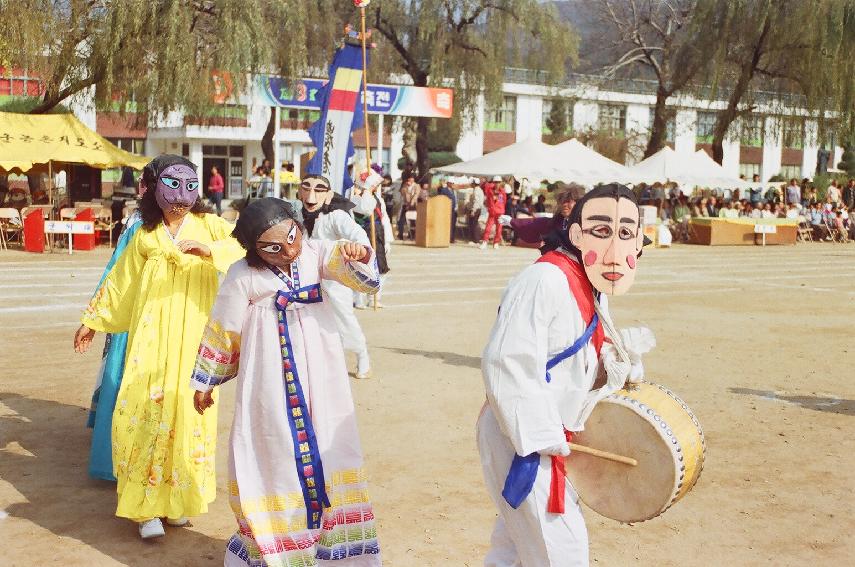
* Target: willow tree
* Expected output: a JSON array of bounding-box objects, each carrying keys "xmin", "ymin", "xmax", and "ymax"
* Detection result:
[
  {"xmin": 702, "ymin": 0, "xmax": 855, "ymax": 164},
  {"xmin": 593, "ymin": 0, "xmax": 727, "ymax": 158},
  {"xmin": 362, "ymin": 0, "xmax": 577, "ymax": 177},
  {"xmin": 0, "ymin": 0, "xmax": 332, "ymax": 118}
]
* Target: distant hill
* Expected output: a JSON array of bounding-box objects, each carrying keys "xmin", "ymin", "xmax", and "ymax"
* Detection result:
[{"xmin": 550, "ymin": 0, "xmax": 655, "ymax": 79}]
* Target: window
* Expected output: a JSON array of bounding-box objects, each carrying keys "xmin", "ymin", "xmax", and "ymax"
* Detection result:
[
  {"xmin": 648, "ymin": 107, "xmax": 675, "ymax": 142},
  {"xmin": 484, "ymin": 95, "xmax": 516, "ymax": 132},
  {"xmin": 542, "ymin": 98, "xmax": 574, "ymax": 135},
  {"xmin": 739, "ymin": 163, "xmax": 761, "ymax": 178},
  {"xmin": 781, "ymin": 117, "xmax": 804, "ymax": 149},
  {"xmin": 182, "ymin": 143, "xmax": 189, "ymax": 157},
  {"xmin": 283, "ymin": 109, "xmax": 320, "ymax": 128},
  {"xmin": 186, "ymin": 104, "xmax": 249, "ymax": 127},
  {"xmin": 598, "ymin": 103, "xmax": 627, "ymax": 136},
  {"xmin": 740, "ymin": 115, "xmax": 764, "ymax": 147},
  {"xmin": 779, "ymin": 164, "xmax": 802, "ymax": 179},
  {"xmin": 106, "ymin": 137, "xmax": 145, "ymax": 154},
  {"xmin": 229, "ymin": 145, "xmax": 244, "ymax": 158},
  {"xmin": 202, "ymin": 145, "xmax": 228, "ymax": 156},
  {"xmin": 696, "ymin": 111, "xmax": 717, "ymax": 143}
]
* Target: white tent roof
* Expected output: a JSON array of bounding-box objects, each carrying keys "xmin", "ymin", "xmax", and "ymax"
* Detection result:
[
  {"xmin": 435, "ymin": 138, "xmax": 633, "ymax": 184},
  {"xmin": 551, "ymin": 138, "xmax": 634, "ymax": 184},
  {"xmin": 627, "ymin": 146, "xmax": 750, "ymax": 189},
  {"xmin": 435, "ymin": 139, "xmax": 563, "ymax": 181}
]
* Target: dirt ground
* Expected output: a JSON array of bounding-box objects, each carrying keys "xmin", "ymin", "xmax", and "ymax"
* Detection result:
[{"xmin": 1, "ymin": 240, "xmax": 853, "ymax": 567}]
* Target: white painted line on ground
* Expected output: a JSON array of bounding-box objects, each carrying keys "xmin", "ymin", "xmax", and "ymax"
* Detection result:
[
  {"xmin": 0, "ymin": 303, "xmax": 82, "ymax": 314},
  {"xmin": 0, "ymin": 291, "xmax": 90, "ymax": 300},
  {"xmin": 0, "ymin": 283, "xmax": 97, "ymax": 290}
]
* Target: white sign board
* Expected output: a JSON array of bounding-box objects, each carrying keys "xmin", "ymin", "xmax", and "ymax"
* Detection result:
[
  {"xmin": 44, "ymin": 221, "xmax": 95, "ymax": 235},
  {"xmin": 753, "ymin": 224, "xmax": 777, "ymax": 234},
  {"xmin": 44, "ymin": 220, "xmax": 95, "ymax": 254}
]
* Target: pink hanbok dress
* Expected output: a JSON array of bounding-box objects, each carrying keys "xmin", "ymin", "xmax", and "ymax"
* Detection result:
[{"xmin": 191, "ymin": 239, "xmax": 382, "ymax": 566}]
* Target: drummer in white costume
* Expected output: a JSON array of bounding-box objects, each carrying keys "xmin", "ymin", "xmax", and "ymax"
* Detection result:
[
  {"xmin": 477, "ymin": 184, "xmax": 653, "ymax": 566},
  {"xmin": 297, "ymin": 174, "xmax": 373, "ymax": 379}
]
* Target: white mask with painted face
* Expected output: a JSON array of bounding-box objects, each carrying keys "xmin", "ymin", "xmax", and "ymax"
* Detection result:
[{"xmin": 569, "ymin": 196, "xmax": 644, "ymax": 296}]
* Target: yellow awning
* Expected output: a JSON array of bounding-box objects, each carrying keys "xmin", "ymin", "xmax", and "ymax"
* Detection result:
[{"xmin": 0, "ymin": 111, "xmax": 150, "ymax": 173}]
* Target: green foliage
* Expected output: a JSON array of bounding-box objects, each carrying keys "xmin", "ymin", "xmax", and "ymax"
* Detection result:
[
  {"xmin": 0, "ymin": 96, "xmax": 69, "ymax": 114},
  {"xmin": 0, "ymin": 1, "xmax": 341, "ymax": 115},
  {"xmin": 427, "ymin": 152, "xmax": 462, "ymax": 168},
  {"xmin": 427, "ymin": 116, "xmax": 462, "ymax": 153},
  {"xmin": 839, "ymin": 146, "xmax": 855, "ymax": 175},
  {"xmin": 362, "ymin": 0, "xmax": 578, "ymax": 175},
  {"xmin": 544, "ymin": 99, "xmax": 571, "ymax": 144}
]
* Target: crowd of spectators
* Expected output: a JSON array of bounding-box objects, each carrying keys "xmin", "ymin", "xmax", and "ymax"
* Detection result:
[{"xmin": 640, "ymin": 177, "xmax": 855, "ymax": 243}]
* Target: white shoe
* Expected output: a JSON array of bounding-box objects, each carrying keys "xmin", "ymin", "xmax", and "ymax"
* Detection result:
[
  {"xmin": 492, "ymin": 243, "xmax": 500, "ymax": 250},
  {"xmin": 356, "ymin": 350, "xmax": 371, "ymax": 379},
  {"xmin": 478, "ymin": 241, "xmax": 487, "ymax": 250},
  {"xmin": 354, "ymin": 303, "xmax": 368, "ymax": 310},
  {"xmin": 139, "ymin": 518, "xmax": 165, "ymax": 539},
  {"xmin": 166, "ymin": 517, "xmax": 189, "ymax": 527}
]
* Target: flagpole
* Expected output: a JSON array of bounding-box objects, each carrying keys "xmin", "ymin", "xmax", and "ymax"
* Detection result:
[{"xmin": 360, "ymin": 6, "xmax": 378, "ymax": 312}]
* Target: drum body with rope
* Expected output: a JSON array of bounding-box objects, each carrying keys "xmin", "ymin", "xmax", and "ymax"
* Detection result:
[{"xmin": 566, "ymin": 381, "xmax": 705, "ymax": 523}]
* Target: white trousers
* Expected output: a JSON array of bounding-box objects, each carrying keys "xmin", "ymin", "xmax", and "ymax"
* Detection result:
[
  {"xmin": 323, "ymin": 279, "xmax": 367, "ymax": 354},
  {"xmin": 477, "ymin": 407, "xmax": 589, "ymax": 567}
]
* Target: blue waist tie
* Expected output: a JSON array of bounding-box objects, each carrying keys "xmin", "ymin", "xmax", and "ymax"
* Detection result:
[{"xmin": 501, "ymin": 312, "xmax": 599, "ymax": 509}]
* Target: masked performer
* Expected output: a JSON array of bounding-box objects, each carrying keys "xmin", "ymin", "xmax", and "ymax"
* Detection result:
[
  {"xmin": 191, "ymin": 198, "xmax": 382, "ymax": 567},
  {"xmin": 297, "ymin": 174, "xmax": 374, "ymax": 378},
  {"xmin": 73, "ymin": 155, "xmax": 245, "ymax": 539},
  {"xmin": 353, "ymin": 166, "xmax": 393, "ymax": 309},
  {"xmin": 477, "ymin": 183, "xmax": 654, "ymax": 566},
  {"xmin": 86, "ymin": 207, "xmax": 143, "ymax": 481}
]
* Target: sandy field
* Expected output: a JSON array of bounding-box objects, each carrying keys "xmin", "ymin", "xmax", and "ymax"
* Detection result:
[{"xmin": 1, "ymin": 240, "xmax": 854, "ymax": 567}]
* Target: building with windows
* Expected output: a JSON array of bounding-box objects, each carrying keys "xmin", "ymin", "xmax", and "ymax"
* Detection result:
[{"xmin": 4, "ymin": 66, "xmax": 845, "ymax": 200}]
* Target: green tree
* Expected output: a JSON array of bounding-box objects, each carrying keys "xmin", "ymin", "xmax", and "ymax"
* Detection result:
[
  {"xmin": 702, "ymin": 0, "xmax": 855, "ymax": 164},
  {"xmin": 544, "ymin": 98, "xmax": 571, "ymax": 144},
  {"xmin": 364, "ymin": 0, "xmax": 578, "ymax": 177},
  {"xmin": 0, "ymin": 1, "xmax": 336, "ymax": 118},
  {"xmin": 593, "ymin": 0, "xmax": 726, "ymax": 158}
]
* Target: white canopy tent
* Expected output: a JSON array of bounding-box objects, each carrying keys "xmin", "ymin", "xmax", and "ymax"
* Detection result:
[
  {"xmin": 551, "ymin": 138, "xmax": 634, "ymax": 184},
  {"xmin": 435, "ymin": 139, "xmax": 564, "ymax": 181},
  {"xmin": 435, "ymin": 138, "xmax": 634, "ymax": 185},
  {"xmin": 628, "ymin": 146, "xmax": 751, "ymax": 189}
]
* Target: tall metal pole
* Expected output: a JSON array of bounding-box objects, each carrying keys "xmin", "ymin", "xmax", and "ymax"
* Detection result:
[
  {"xmin": 360, "ymin": 7, "xmax": 378, "ymax": 311},
  {"xmin": 273, "ymin": 106, "xmax": 281, "ymax": 198}
]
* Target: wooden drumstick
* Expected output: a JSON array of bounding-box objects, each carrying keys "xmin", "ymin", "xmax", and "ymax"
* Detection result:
[{"xmin": 568, "ymin": 443, "xmax": 638, "ymax": 466}]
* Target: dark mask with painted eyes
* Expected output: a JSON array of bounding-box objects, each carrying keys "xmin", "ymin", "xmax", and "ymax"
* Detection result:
[
  {"xmin": 154, "ymin": 164, "xmax": 200, "ymax": 216},
  {"xmin": 255, "ymin": 220, "xmax": 302, "ymax": 269}
]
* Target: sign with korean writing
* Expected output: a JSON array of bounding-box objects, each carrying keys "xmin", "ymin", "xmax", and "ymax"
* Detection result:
[
  {"xmin": 753, "ymin": 224, "xmax": 777, "ymax": 234},
  {"xmin": 44, "ymin": 221, "xmax": 95, "ymax": 234},
  {"xmin": 257, "ymin": 76, "xmax": 453, "ymax": 118}
]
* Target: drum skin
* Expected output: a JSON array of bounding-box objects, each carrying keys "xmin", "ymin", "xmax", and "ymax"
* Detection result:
[{"xmin": 566, "ymin": 382, "xmax": 705, "ymax": 523}]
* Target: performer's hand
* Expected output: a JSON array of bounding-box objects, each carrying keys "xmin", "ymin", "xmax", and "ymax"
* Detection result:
[
  {"xmin": 341, "ymin": 241, "xmax": 371, "ymax": 264},
  {"xmin": 193, "ymin": 391, "xmax": 214, "ymax": 415},
  {"xmin": 619, "ymin": 327, "xmax": 656, "ymax": 384},
  {"xmin": 177, "ymin": 240, "xmax": 212, "ymax": 258},
  {"xmin": 74, "ymin": 325, "xmax": 96, "ymax": 354},
  {"xmin": 540, "ymin": 442, "xmax": 571, "ymax": 457},
  {"xmin": 601, "ymin": 343, "xmax": 632, "ymax": 387},
  {"xmin": 497, "ymin": 214, "xmax": 512, "ymax": 226}
]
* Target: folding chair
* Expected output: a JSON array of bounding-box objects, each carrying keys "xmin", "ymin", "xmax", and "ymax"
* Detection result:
[
  {"xmin": 796, "ymin": 216, "xmax": 814, "ymax": 243},
  {"xmin": 0, "ymin": 208, "xmax": 24, "ymax": 249},
  {"xmin": 94, "ymin": 207, "xmax": 117, "ymax": 248}
]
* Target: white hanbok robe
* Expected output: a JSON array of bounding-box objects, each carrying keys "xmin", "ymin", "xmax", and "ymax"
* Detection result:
[
  {"xmin": 309, "ymin": 209, "xmax": 371, "ymax": 354},
  {"xmin": 477, "ymin": 252, "xmax": 613, "ymax": 567},
  {"xmin": 192, "ymin": 240, "xmax": 381, "ymax": 567}
]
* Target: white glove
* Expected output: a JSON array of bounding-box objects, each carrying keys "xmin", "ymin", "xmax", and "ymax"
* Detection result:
[
  {"xmin": 497, "ymin": 214, "xmax": 512, "ymax": 226},
  {"xmin": 618, "ymin": 327, "xmax": 656, "ymax": 384},
  {"xmin": 600, "ymin": 343, "xmax": 631, "ymax": 388},
  {"xmin": 539, "ymin": 442, "xmax": 571, "ymax": 457},
  {"xmin": 384, "ymin": 242, "xmax": 391, "ymax": 255}
]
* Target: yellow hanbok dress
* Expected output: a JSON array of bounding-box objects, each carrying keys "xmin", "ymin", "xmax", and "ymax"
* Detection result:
[{"xmin": 81, "ymin": 212, "xmax": 244, "ymax": 521}]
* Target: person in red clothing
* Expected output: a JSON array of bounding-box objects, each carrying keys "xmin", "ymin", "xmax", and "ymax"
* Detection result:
[
  {"xmin": 208, "ymin": 166, "xmax": 225, "ymax": 216},
  {"xmin": 480, "ymin": 175, "xmax": 508, "ymax": 249}
]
